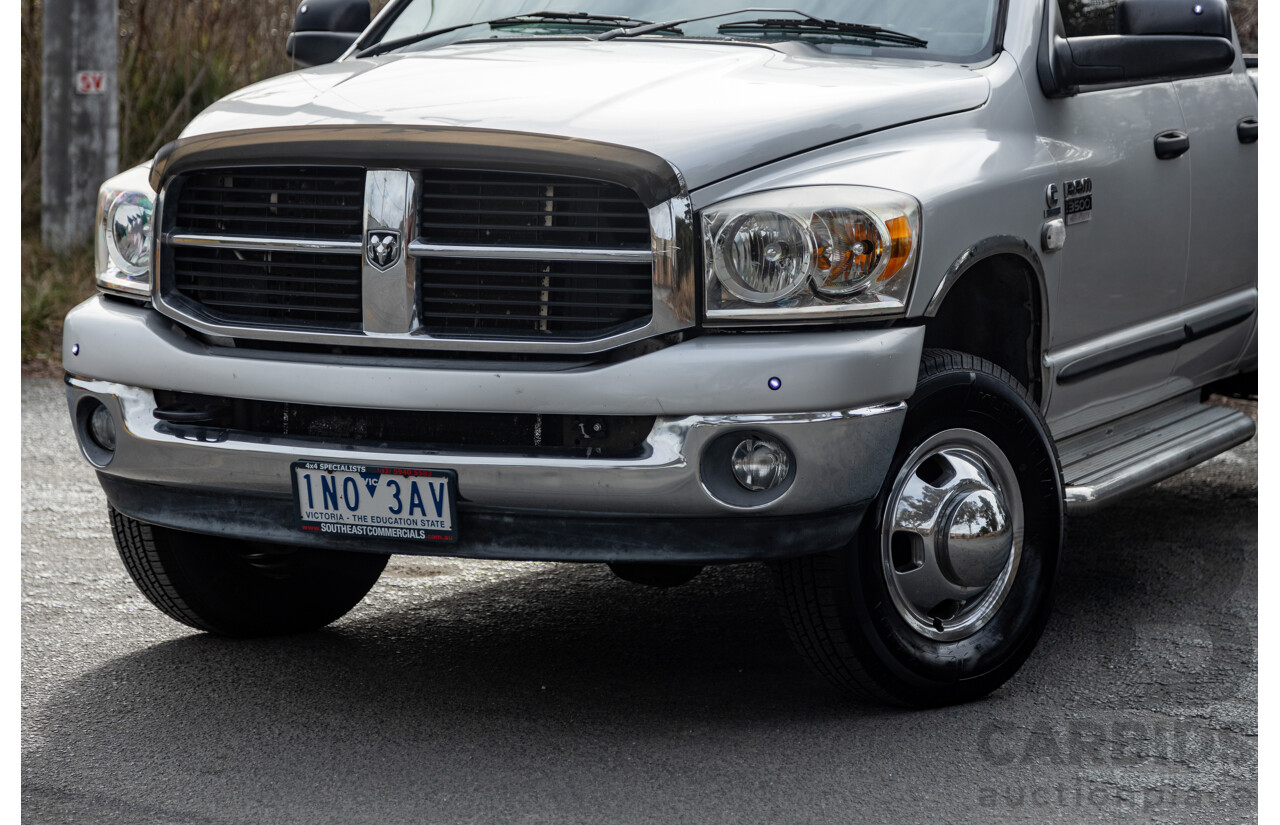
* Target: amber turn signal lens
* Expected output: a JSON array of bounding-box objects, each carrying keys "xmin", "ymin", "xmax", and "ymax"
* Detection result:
[{"xmin": 880, "ymin": 216, "xmax": 913, "ymax": 282}]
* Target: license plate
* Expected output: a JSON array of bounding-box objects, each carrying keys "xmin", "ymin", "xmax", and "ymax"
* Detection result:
[{"xmin": 291, "ymin": 461, "xmax": 458, "ymax": 543}]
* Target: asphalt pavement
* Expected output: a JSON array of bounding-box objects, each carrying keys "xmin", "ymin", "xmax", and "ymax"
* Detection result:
[{"xmin": 21, "ymin": 376, "xmax": 1258, "ymax": 824}]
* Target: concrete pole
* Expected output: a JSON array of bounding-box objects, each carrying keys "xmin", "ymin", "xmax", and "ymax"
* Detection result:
[{"xmin": 41, "ymin": 0, "xmax": 119, "ymax": 253}]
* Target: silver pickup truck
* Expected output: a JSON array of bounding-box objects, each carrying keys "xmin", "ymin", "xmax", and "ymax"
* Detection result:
[{"xmin": 64, "ymin": 0, "xmax": 1257, "ymax": 706}]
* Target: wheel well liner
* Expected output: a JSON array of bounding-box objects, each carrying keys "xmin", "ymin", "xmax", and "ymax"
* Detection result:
[{"xmin": 922, "ymin": 243, "xmax": 1046, "ymax": 403}]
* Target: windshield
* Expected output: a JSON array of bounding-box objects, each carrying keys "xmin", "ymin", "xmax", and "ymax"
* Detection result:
[{"xmin": 368, "ymin": 1, "xmax": 1002, "ymax": 62}]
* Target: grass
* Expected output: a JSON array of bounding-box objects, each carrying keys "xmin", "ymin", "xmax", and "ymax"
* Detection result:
[{"xmin": 21, "ymin": 231, "xmax": 96, "ymax": 374}]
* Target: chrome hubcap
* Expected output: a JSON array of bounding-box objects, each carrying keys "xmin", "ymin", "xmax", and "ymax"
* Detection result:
[{"xmin": 881, "ymin": 429, "xmax": 1023, "ymax": 641}]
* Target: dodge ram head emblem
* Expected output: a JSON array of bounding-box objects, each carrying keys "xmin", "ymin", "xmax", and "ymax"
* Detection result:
[{"xmin": 366, "ymin": 230, "xmax": 402, "ymax": 271}]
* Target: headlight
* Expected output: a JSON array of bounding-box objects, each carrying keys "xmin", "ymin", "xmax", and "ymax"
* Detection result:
[
  {"xmin": 702, "ymin": 186, "xmax": 920, "ymax": 323},
  {"xmin": 95, "ymin": 163, "xmax": 155, "ymax": 297}
]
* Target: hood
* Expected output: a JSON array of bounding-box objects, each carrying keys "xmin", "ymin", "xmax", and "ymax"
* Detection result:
[{"xmin": 181, "ymin": 39, "xmax": 989, "ymax": 189}]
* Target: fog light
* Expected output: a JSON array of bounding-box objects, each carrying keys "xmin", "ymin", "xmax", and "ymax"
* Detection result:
[
  {"xmin": 89, "ymin": 404, "xmax": 117, "ymax": 452},
  {"xmin": 730, "ymin": 437, "xmax": 791, "ymax": 492}
]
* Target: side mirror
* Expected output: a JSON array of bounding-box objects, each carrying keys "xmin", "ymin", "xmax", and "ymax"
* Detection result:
[
  {"xmin": 286, "ymin": 0, "xmax": 372, "ymax": 68},
  {"xmin": 1038, "ymin": 0, "xmax": 1236, "ymax": 97}
]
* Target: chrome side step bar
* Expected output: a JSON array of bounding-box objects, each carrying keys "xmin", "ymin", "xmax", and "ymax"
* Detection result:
[{"xmin": 1057, "ymin": 393, "xmax": 1256, "ymax": 513}]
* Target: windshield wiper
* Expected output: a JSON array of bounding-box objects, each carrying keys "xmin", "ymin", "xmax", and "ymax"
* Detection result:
[
  {"xmin": 599, "ymin": 7, "xmax": 822, "ymax": 41},
  {"xmin": 490, "ymin": 11, "xmax": 656, "ymax": 29},
  {"xmin": 717, "ymin": 18, "xmax": 928, "ymax": 48},
  {"xmin": 600, "ymin": 7, "xmax": 927, "ymax": 49},
  {"xmin": 358, "ymin": 11, "xmax": 657, "ymax": 58}
]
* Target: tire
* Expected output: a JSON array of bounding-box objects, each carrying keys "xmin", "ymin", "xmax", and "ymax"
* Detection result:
[
  {"xmin": 110, "ymin": 506, "xmax": 389, "ymax": 637},
  {"xmin": 776, "ymin": 350, "xmax": 1064, "ymax": 706}
]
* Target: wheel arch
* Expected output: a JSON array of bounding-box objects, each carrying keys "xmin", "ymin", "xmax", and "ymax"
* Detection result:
[{"xmin": 920, "ymin": 238, "xmax": 1048, "ymax": 405}]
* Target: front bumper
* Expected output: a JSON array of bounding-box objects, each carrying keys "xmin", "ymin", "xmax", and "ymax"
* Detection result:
[{"xmin": 64, "ymin": 296, "xmax": 924, "ymax": 562}]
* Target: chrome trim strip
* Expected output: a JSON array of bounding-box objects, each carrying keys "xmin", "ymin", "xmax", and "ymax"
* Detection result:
[
  {"xmin": 705, "ymin": 297, "xmax": 906, "ymax": 324},
  {"xmin": 168, "ymin": 234, "xmax": 362, "ymax": 254},
  {"xmin": 361, "ymin": 170, "xmax": 416, "ymax": 334},
  {"xmin": 408, "ymin": 242, "xmax": 652, "ymax": 263}
]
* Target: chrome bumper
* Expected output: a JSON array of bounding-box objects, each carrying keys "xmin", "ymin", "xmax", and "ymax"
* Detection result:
[{"xmin": 64, "ymin": 296, "xmax": 924, "ymax": 561}]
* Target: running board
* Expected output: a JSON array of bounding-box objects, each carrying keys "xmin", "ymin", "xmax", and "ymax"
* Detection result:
[{"xmin": 1057, "ymin": 394, "xmax": 1255, "ymax": 513}]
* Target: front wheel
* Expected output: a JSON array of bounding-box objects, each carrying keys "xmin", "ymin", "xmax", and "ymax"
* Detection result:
[
  {"xmin": 776, "ymin": 350, "xmax": 1064, "ymax": 706},
  {"xmin": 110, "ymin": 507, "xmax": 389, "ymax": 637}
]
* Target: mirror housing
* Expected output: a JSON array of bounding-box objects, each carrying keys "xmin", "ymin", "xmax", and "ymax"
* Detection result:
[
  {"xmin": 1116, "ymin": 0, "xmax": 1232, "ymax": 37},
  {"xmin": 286, "ymin": 0, "xmax": 371, "ymax": 68},
  {"xmin": 1038, "ymin": 0, "xmax": 1236, "ymax": 97}
]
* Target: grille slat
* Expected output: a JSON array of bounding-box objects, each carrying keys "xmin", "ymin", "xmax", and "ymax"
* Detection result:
[
  {"xmin": 419, "ymin": 192, "xmax": 641, "ymax": 205},
  {"xmin": 420, "ymin": 222, "xmax": 650, "ymax": 236},
  {"xmin": 174, "ymin": 166, "xmax": 365, "ymax": 239},
  {"xmin": 198, "ymin": 299, "xmax": 361, "ymax": 313},
  {"xmin": 420, "ymin": 265, "xmax": 646, "ymax": 280},
  {"xmin": 178, "ymin": 259, "xmax": 359, "ymax": 275},
  {"xmin": 183, "ymin": 275, "xmax": 362, "ymax": 288},
  {"xmin": 172, "ymin": 246, "xmax": 362, "ymax": 330},
  {"xmin": 421, "ymin": 311, "xmax": 641, "ymax": 325},
  {"xmin": 418, "ymin": 254, "xmax": 651, "ymax": 339},
  {"xmin": 176, "ymin": 212, "xmax": 363, "ymax": 229},
  {"xmin": 425, "ymin": 281, "xmax": 651, "ymax": 296},
  {"xmin": 422, "ymin": 297, "xmax": 651, "ymax": 310},
  {"xmin": 177, "ymin": 198, "xmax": 358, "ymax": 212},
  {"xmin": 420, "ymin": 207, "xmax": 650, "ymax": 220},
  {"xmin": 419, "ymin": 169, "xmax": 652, "ymax": 251}
]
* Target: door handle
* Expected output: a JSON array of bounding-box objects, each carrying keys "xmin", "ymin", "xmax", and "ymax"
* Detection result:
[
  {"xmin": 1154, "ymin": 131, "xmax": 1190, "ymax": 159},
  {"xmin": 1238, "ymin": 117, "xmax": 1258, "ymax": 144}
]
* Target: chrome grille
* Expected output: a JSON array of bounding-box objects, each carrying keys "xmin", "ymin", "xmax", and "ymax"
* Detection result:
[{"xmin": 156, "ymin": 153, "xmax": 688, "ymax": 354}]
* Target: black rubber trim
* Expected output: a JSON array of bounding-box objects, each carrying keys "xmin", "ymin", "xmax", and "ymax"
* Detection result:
[
  {"xmin": 1057, "ymin": 328, "xmax": 1186, "ymax": 384},
  {"xmin": 98, "ymin": 475, "xmax": 867, "ymax": 565},
  {"xmin": 1057, "ymin": 303, "xmax": 1254, "ymax": 385},
  {"xmin": 1183, "ymin": 303, "xmax": 1255, "ymax": 339}
]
